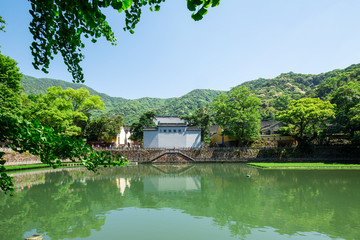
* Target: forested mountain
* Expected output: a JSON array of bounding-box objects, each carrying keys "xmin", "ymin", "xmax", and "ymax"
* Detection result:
[
  {"xmin": 21, "ymin": 75, "xmax": 224, "ymax": 124},
  {"xmin": 240, "ymin": 63, "xmax": 360, "ymax": 120},
  {"xmin": 108, "ymin": 89, "xmax": 224, "ymax": 123},
  {"xmin": 21, "ymin": 63, "xmax": 360, "ymax": 124},
  {"xmin": 22, "ymin": 75, "xmax": 129, "ymax": 111},
  {"xmin": 107, "ymin": 97, "xmax": 170, "ymax": 124}
]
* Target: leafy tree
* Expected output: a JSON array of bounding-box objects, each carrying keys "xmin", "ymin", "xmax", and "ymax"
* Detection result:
[
  {"xmin": 330, "ymin": 82, "xmax": 360, "ymax": 138},
  {"xmin": 276, "ymin": 98, "xmax": 335, "ymax": 144},
  {"xmin": 0, "ymin": 52, "xmax": 126, "ymax": 194},
  {"xmin": 349, "ymin": 103, "xmax": 360, "ymax": 145},
  {"xmin": 0, "ymin": 51, "xmax": 23, "ymax": 193},
  {"xmin": 129, "ymin": 111, "xmax": 157, "ymax": 142},
  {"xmin": 85, "ymin": 114, "xmax": 124, "ymax": 142},
  {"xmin": 0, "ymin": 51, "xmax": 23, "ymax": 117},
  {"xmin": 273, "ymin": 95, "xmax": 291, "ymax": 111},
  {"xmin": 259, "ymin": 107, "xmax": 276, "ymax": 121},
  {"xmin": 313, "ymin": 77, "xmax": 338, "ymax": 100},
  {"xmin": 23, "ymin": 86, "xmax": 104, "ymax": 135},
  {"xmin": 350, "ymin": 104, "xmax": 360, "ymax": 128},
  {"xmin": 181, "ymin": 105, "xmax": 213, "ymax": 143},
  {"xmin": 25, "ymin": 0, "xmax": 220, "ymax": 82},
  {"xmin": 213, "ymin": 86, "xmax": 261, "ymax": 146}
]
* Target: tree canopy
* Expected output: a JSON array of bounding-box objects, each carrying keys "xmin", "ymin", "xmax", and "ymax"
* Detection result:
[
  {"xmin": 22, "ymin": 86, "xmax": 104, "ymax": 135},
  {"xmin": 0, "ymin": 52, "xmax": 126, "ymax": 194},
  {"xmin": 213, "ymin": 86, "xmax": 261, "ymax": 145},
  {"xmin": 26, "ymin": 0, "xmax": 220, "ymax": 83},
  {"xmin": 330, "ymin": 82, "xmax": 360, "ymax": 138},
  {"xmin": 85, "ymin": 114, "xmax": 124, "ymax": 141},
  {"xmin": 0, "ymin": 51, "xmax": 23, "ymax": 117},
  {"xmin": 181, "ymin": 105, "xmax": 213, "ymax": 143},
  {"xmin": 276, "ymin": 98, "xmax": 335, "ymax": 144},
  {"xmin": 129, "ymin": 111, "xmax": 157, "ymax": 142}
]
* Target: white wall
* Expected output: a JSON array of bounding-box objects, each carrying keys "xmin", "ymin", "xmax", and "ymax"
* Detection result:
[
  {"xmin": 186, "ymin": 131, "xmax": 201, "ymax": 148},
  {"xmin": 117, "ymin": 126, "xmax": 132, "ymax": 146},
  {"xmin": 143, "ymin": 130, "xmax": 159, "ymax": 148},
  {"xmin": 158, "ymin": 128, "xmax": 186, "ymax": 148},
  {"xmin": 143, "ymin": 126, "xmax": 201, "ymax": 148}
]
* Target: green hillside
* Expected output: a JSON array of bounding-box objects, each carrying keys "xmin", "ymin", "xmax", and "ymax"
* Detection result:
[
  {"xmin": 241, "ymin": 63, "xmax": 360, "ymax": 101},
  {"xmin": 21, "ymin": 63, "xmax": 360, "ymax": 124},
  {"xmin": 107, "ymin": 89, "xmax": 224, "ymax": 124},
  {"xmin": 21, "ymin": 75, "xmax": 224, "ymax": 124},
  {"xmin": 21, "ymin": 75, "xmax": 129, "ymax": 111},
  {"xmin": 108, "ymin": 97, "xmax": 169, "ymax": 124},
  {"xmin": 239, "ymin": 63, "xmax": 360, "ymax": 120}
]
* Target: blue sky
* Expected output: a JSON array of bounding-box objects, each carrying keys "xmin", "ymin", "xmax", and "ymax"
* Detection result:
[{"xmin": 2, "ymin": 0, "xmax": 360, "ymax": 99}]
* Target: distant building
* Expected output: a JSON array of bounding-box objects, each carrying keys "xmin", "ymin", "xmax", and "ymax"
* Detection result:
[
  {"xmin": 116, "ymin": 126, "xmax": 132, "ymax": 147},
  {"xmin": 260, "ymin": 121, "xmax": 283, "ymax": 135},
  {"xmin": 143, "ymin": 116, "xmax": 201, "ymax": 148},
  {"xmin": 210, "ymin": 121, "xmax": 295, "ymax": 146},
  {"xmin": 210, "ymin": 126, "xmax": 238, "ymax": 147}
]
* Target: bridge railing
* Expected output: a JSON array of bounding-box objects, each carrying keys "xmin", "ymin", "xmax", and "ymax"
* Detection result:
[{"xmin": 94, "ymin": 146, "xmax": 297, "ymax": 151}]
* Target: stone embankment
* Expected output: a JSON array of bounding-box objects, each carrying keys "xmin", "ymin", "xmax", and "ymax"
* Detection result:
[
  {"xmin": 1, "ymin": 148, "xmax": 42, "ymax": 166},
  {"xmin": 3, "ymin": 146, "xmax": 360, "ymax": 165},
  {"xmin": 113, "ymin": 146, "xmax": 360, "ymax": 163}
]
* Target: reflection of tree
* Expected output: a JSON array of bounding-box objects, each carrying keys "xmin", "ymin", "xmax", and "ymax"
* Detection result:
[
  {"xmin": 204, "ymin": 169, "xmax": 360, "ymax": 240},
  {"xmin": 0, "ymin": 169, "xmax": 126, "ymax": 240},
  {"xmin": 1, "ymin": 166, "xmax": 360, "ymax": 240}
]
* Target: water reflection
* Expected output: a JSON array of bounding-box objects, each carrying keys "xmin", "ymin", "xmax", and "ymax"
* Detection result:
[
  {"xmin": 144, "ymin": 177, "xmax": 201, "ymax": 195},
  {"xmin": 0, "ymin": 164, "xmax": 359, "ymax": 240},
  {"xmin": 117, "ymin": 177, "xmax": 131, "ymax": 195}
]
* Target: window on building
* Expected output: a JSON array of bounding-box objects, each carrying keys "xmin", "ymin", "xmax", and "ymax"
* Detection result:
[
  {"xmin": 164, "ymin": 129, "xmax": 167, "ymax": 133},
  {"xmin": 169, "ymin": 129, "xmax": 172, "ymax": 133},
  {"xmin": 178, "ymin": 129, "xmax": 181, "ymax": 133}
]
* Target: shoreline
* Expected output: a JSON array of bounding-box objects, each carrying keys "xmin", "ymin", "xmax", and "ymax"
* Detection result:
[
  {"xmin": 247, "ymin": 162, "xmax": 360, "ymax": 169},
  {"xmin": 6, "ymin": 162, "xmax": 360, "ymax": 173}
]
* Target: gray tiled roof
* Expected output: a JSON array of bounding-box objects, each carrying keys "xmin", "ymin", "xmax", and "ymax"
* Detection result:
[
  {"xmin": 143, "ymin": 127, "xmax": 158, "ymax": 131},
  {"xmin": 260, "ymin": 121, "xmax": 280, "ymax": 128},
  {"xmin": 187, "ymin": 126, "xmax": 201, "ymax": 131},
  {"xmin": 154, "ymin": 116, "xmax": 186, "ymax": 124},
  {"xmin": 158, "ymin": 123, "xmax": 187, "ymax": 127},
  {"xmin": 209, "ymin": 125, "xmax": 220, "ymax": 134}
]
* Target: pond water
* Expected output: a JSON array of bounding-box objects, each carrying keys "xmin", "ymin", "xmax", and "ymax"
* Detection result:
[{"xmin": 1, "ymin": 164, "xmax": 359, "ymax": 240}]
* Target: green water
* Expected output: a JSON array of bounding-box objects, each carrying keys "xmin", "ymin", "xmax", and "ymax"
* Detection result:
[{"xmin": 1, "ymin": 164, "xmax": 359, "ymax": 240}]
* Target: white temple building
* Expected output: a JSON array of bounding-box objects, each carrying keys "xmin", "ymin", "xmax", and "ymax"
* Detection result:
[{"xmin": 143, "ymin": 116, "xmax": 201, "ymax": 149}]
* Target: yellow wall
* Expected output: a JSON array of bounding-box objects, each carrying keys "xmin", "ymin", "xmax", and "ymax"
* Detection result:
[{"xmin": 211, "ymin": 128, "xmax": 238, "ymax": 144}]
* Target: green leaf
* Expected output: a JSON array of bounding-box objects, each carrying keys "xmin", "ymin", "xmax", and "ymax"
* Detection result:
[
  {"xmin": 111, "ymin": 0, "xmax": 123, "ymax": 9},
  {"xmin": 122, "ymin": 0, "xmax": 133, "ymax": 10},
  {"xmin": 211, "ymin": 0, "xmax": 221, "ymax": 7},
  {"xmin": 187, "ymin": 0, "xmax": 197, "ymax": 11},
  {"xmin": 191, "ymin": 7, "xmax": 208, "ymax": 21}
]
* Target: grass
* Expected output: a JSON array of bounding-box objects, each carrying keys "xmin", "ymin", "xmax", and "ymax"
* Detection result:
[
  {"xmin": 5, "ymin": 161, "xmax": 128, "ymax": 172},
  {"xmin": 248, "ymin": 162, "xmax": 360, "ymax": 169},
  {"xmin": 5, "ymin": 163, "xmax": 83, "ymax": 172}
]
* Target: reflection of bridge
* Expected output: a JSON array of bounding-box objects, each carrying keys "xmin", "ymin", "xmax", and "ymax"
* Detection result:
[
  {"xmin": 150, "ymin": 150, "xmax": 195, "ymax": 163},
  {"xmin": 151, "ymin": 164, "xmax": 195, "ymax": 175}
]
